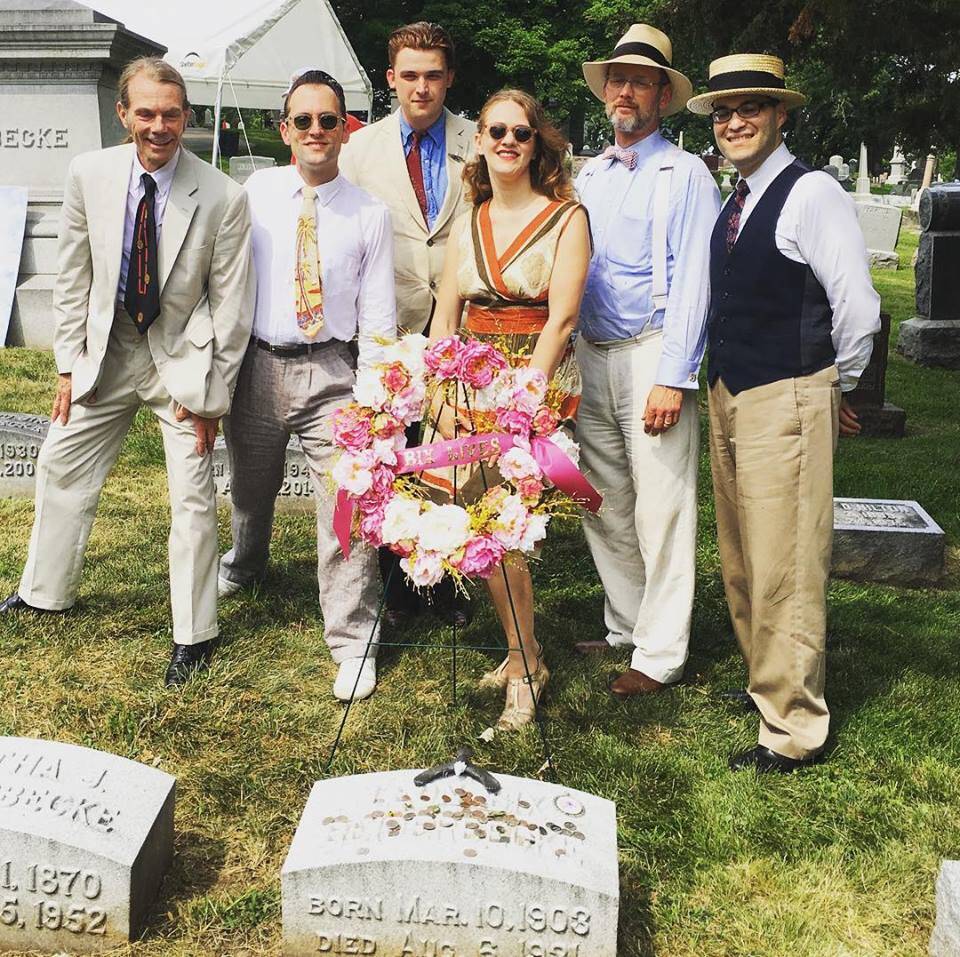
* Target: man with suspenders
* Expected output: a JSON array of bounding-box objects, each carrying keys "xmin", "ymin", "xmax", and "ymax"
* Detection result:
[{"xmin": 574, "ymin": 25, "xmax": 720, "ymax": 697}]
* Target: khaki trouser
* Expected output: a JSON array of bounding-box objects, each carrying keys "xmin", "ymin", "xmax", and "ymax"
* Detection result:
[
  {"xmin": 19, "ymin": 313, "xmax": 219, "ymax": 645},
  {"xmin": 575, "ymin": 330, "xmax": 700, "ymax": 684},
  {"xmin": 708, "ymin": 364, "xmax": 841, "ymax": 759}
]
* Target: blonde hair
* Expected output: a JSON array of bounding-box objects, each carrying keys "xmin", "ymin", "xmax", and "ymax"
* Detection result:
[
  {"xmin": 463, "ymin": 89, "xmax": 573, "ymax": 206},
  {"xmin": 118, "ymin": 57, "xmax": 189, "ymax": 111}
]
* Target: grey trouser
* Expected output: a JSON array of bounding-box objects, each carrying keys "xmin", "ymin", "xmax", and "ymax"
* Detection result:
[{"xmin": 219, "ymin": 341, "xmax": 380, "ymax": 662}]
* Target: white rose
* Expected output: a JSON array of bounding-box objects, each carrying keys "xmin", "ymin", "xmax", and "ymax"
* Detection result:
[
  {"xmin": 353, "ymin": 367, "xmax": 388, "ymax": 410},
  {"xmin": 498, "ymin": 446, "xmax": 542, "ymax": 483},
  {"xmin": 545, "ymin": 428, "xmax": 580, "ymax": 466},
  {"xmin": 394, "ymin": 334, "xmax": 429, "ymax": 375},
  {"xmin": 417, "ymin": 503, "xmax": 472, "ymax": 556},
  {"xmin": 518, "ymin": 512, "xmax": 549, "ymax": 552},
  {"xmin": 331, "ymin": 452, "xmax": 374, "ymax": 495},
  {"xmin": 401, "ymin": 549, "xmax": 445, "ymax": 587},
  {"xmin": 381, "ymin": 496, "xmax": 423, "ymax": 545},
  {"xmin": 490, "ymin": 494, "xmax": 528, "ymax": 551}
]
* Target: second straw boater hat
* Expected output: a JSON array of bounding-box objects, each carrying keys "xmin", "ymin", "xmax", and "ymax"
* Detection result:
[
  {"xmin": 687, "ymin": 54, "xmax": 807, "ymax": 114},
  {"xmin": 582, "ymin": 24, "xmax": 693, "ymax": 118}
]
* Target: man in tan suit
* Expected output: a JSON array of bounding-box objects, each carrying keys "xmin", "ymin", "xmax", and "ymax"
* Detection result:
[
  {"xmin": 339, "ymin": 21, "xmax": 475, "ymax": 623},
  {"xmin": 0, "ymin": 58, "xmax": 254, "ymax": 687}
]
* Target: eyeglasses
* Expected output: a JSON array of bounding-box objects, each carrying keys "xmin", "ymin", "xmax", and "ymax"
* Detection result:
[
  {"xmin": 711, "ymin": 99, "xmax": 779, "ymax": 125},
  {"xmin": 606, "ymin": 76, "xmax": 665, "ymax": 92},
  {"xmin": 288, "ymin": 112, "xmax": 344, "ymax": 132},
  {"xmin": 486, "ymin": 123, "xmax": 536, "ymax": 143}
]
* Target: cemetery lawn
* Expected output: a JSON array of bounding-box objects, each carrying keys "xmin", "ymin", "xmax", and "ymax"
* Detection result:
[{"xmin": 1, "ymin": 225, "xmax": 958, "ymax": 956}]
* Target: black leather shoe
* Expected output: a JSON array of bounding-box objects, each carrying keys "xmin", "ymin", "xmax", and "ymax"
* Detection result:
[
  {"xmin": 0, "ymin": 592, "xmax": 53, "ymax": 614},
  {"xmin": 720, "ymin": 689, "xmax": 760, "ymax": 713},
  {"xmin": 164, "ymin": 640, "xmax": 214, "ymax": 688},
  {"xmin": 729, "ymin": 745, "xmax": 824, "ymax": 774}
]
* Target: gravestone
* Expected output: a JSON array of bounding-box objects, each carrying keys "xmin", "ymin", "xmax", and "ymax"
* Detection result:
[
  {"xmin": 838, "ymin": 162, "xmax": 850, "ymax": 182},
  {"xmin": 848, "ymin": 157, "xmax": 859, "ymax": 179},
  {"xmin": 887, "ymin": 144, "xmax": 906, "ymax": 186},
  {"xmin": 931, "ymin": 860, "xmax": 960, "ymax": 957},
  {"xmin": 829, "ymin": 154, "xmax": 843, "ymax": 171},
  {"xmin": 855, "ymin": 200, "xmax": 902, "ymax": 269},
  {"xmin": 213, "ymin": 435, "xmax": 315, "ymax": 512},
  {"xmin": 898, "ymin": 183, "xmax": 960, "ymax": 368},
  {"xmin": 0, "ymin": 412, "xmax": 49, "ymax": 497},
  {"xmin": 855, "ymin": 142, "xmax": 871, "ymax": 195},
  {"xmin": 0, "ymin": 1, "xmax": 165, "ymax": 348},
  {"xmin": 282, "ymin": 770, "xmax": 619, "ymax": 956},
  {"xmin": 822, "ymin": 164, "xmax": 839, "ymax": 180},
  {"xmin": 831, "ymin": 498, "xmax": 945, "ymax": 584},
  {"xmin": 0, "ymin": 737, "xmax": 175, "ymax": 954},
  {"xmin": 845, "ymin": 312, "xmax": 906, "ymax": 437},
  {"xmin": 227, "ymin": 154, "xmax": 276, "ymax": 185}
]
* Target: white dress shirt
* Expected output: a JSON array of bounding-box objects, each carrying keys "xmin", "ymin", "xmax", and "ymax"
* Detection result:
[
  {"xmin": 733, "ymin": 142, "xmax": 881, "ymax": 391},
  {"xmin": 117, "ymin": 147, "xmax": 180, "ymax": 303},
  {"xmin": 244, "ymin": 165, "xmax": 397, "ymax": 366}
]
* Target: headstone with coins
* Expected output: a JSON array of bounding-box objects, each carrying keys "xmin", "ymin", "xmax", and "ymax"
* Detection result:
[
  {"xmin": 281, "ymin": 770, "xmax": 619, "ymax": 956},
  {"xmin": 845, "ymin": 312, "xmax": 906, "ymax": 437},
  {"xmin": 831, "ymin": 498, "xmax": 945, "ymax": 584},
  {"xmin": 212, "ymin": 435, "xmax": 315, "ymax": 512},
  {"xmin": 0, "ymin": 737, "xmax": 175, "ymax": 954},
  {"xmin": 0, "ymin": 413, "xmax": 49, "ymax": 497},
  {"xmin": 898, "ymin": 183, "xmax": 960, "ymax": 368}
]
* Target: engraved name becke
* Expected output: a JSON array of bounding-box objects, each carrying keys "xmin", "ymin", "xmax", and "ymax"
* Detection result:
[
  {"xmin": 0, "ymin": 128, "xmax": 69, "ymax": 149},
  {"xmin": 0, "ymin": 750, "xmax": 117, "ymax": 834}
]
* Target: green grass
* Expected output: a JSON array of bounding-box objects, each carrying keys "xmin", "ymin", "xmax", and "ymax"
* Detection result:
[{"xmin": 1, "ymin": 225, "xmax": 958, "ymax": 955}]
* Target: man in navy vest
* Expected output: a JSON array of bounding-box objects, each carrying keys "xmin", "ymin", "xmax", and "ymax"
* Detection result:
[{"xmin": 688, "ymin": 55, "xmax": 880, "ymax": 772}]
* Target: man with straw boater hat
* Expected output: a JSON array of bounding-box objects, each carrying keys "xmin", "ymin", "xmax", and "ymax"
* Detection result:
[
  {"xmin": 573, "ymin": 26, "xmax": 720, "ymax": 698},
  {"xmin": 688, "ymin": 55, "xmax": 880, "ymax": 772}
]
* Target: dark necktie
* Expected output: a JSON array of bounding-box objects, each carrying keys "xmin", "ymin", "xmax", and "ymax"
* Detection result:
[
  {"xmin": 725, "ymin": 178, "xmax": 750, "ymax": 253},
  {"xmin": 405, "ymin": 130, "xmax": 429, "ymax": 223},
  {"xmin": 124, "ymin": 172, "xmax": 161, "ymax": 333}
]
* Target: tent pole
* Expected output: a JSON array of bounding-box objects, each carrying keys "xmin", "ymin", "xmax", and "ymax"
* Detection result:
[{"xmin": 211, "ymin": 67, "xmax": 226, "ymax": 168}]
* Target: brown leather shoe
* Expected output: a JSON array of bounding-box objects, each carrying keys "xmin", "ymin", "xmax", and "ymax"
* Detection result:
[
  {"xmin": 573, "ymin": 639, "xmax": 621, "ymax": 655},
  {"xmin": 609, "ymin": 668, "xmax": 672, "ymax": 699}
]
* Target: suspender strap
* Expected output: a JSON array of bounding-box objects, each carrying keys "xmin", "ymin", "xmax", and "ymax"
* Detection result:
[{"xmin": 651, "ymin": 157, "xmax": 674, "ymax": 311}]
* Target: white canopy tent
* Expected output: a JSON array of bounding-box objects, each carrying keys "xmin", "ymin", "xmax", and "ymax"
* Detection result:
[{"xmin": 85, "ymin": 0, "xmax": 373, "ymax": 162}]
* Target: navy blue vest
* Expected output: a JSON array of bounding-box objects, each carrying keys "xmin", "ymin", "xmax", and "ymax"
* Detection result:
[{"xmin": 707, "ymin": 161, "xmax": 836, "ymax": 395}]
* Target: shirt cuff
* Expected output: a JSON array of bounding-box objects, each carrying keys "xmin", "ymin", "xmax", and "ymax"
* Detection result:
[{"xmin": 655, "ymin": 355, "xmax": 701, "ymax": 390}]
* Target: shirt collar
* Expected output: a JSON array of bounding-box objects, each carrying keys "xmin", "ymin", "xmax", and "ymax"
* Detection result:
[
  {"xmin": 743, "ymin": 141, "xmax": 794, "ymax": 198},
  {"xmin": 399, "ymin": 109, "xmax": 446, "ymax": 149},
  {"xmin": 286, "ymin": 164, "xmax": 344, "ymax": 206},
  {"xmin": 131, "ymin": 146, "xmax": 180, "ymax": 195}
]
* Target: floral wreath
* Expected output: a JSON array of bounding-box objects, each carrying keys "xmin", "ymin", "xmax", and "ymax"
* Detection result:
[{"xmin": 330, "ymin": 334, "xmax": 600, "ymax": 587}]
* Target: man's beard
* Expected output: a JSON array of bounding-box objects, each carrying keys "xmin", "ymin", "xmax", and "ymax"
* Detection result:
[{"xmin": 606, "ymin": 101, "xmax": 655, "ymax": 134}]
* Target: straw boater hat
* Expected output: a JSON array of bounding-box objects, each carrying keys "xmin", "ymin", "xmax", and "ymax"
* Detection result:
[
  {"xmin": 582, "ymin": 24, "xmax": 692, "ymax": 118},
  {"xmin": 687, "ymin": 54, "xmax": 807, "ymax": 115}
]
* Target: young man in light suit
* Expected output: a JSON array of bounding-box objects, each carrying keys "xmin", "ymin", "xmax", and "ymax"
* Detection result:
[
  {"xmin": 0, "ymin": 58, "xmax": 255, "ymax": 688},
  {"xmin": 339, "ymin": 21, "xmax": 476, "ymax": 626}
]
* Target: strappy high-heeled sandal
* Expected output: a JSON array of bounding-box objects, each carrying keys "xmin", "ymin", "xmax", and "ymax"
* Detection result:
[
  {"xmin": 495, "ymin": 659, "xmax": 550, "ymax": 732},
  {"xmin": 478, "ymin": 642, "xmax": 544, "ymax": 690}
]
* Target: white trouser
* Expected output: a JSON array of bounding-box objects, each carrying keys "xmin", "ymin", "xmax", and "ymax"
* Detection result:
[
  {"xmin": 575, "ymin": 329, "xmax": 699, "ymax": 683},
  {"xmin": 19, "ymin": 314, "xmax": 218, "ymax": 645}
]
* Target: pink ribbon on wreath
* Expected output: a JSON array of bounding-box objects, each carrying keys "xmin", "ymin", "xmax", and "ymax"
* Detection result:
[{"xmin": 334, "ymin": 433, "xmax": 602, "ymax": 558}]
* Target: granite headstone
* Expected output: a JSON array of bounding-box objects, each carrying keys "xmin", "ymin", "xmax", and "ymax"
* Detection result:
[
  {"xmin": 854, "ymin": 201, "xmax": 902, "ymax": 269},
  {"xmin": 0, "ymin": 737, "xmax": 175, "ymax": 954},
  {"xmin": 931, "ymin": 860, "xmax": 960, "ymax": 957},
  {"xmin": 282, "ymin": 770, "xmax": 619, "ymax": 956},
  {"xmin": 845, "ymin": 312, "xmax": 906, "ymax": 437},
  {"xmin": 213, "ymin": 435, "xmax": 315, "ymax": 512},
  {"xmin": 0, "ymin": 412, "xmax": 49, "ymax": 497}
]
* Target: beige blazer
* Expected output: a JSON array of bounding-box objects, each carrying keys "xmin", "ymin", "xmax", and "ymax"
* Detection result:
[
  {"xmin": 339, "ymin": 108, "xmax": 476, "ymax": 334},
  {"xmin": 53, "ymin": 144, "xmax": 255, "ymax": 418}
]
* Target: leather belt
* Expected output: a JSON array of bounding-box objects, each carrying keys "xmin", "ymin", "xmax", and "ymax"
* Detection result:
[{"xmin": 251, "ymin": 336, "xmax": 341, "ymax": 357}]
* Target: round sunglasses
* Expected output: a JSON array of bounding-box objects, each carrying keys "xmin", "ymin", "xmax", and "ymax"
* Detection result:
[
  {"xmin": 486, "ymin": 123, "xmax": 537, "ymax": 144},
  {"xmin": 288, "ymin": 112, "xmax": 344, "ymax": 132}
]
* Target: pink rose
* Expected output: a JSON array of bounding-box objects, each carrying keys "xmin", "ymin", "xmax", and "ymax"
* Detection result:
[
  {"xmin": 531, "ymin": 406, "xmax": 560, "ymax": 436},
  {"xmin": 358, "ymin": 507, "xmax": 386, "ymax": 547},
  {"xmin": 496, "ymin": 407, "xmax": 533, "ymax": 435},
  {"xmin": 459, "ymin": 339, "xmax": 508, "ymax": 389},
  {"xmin": 451, "ymin": 535, "xmax": 506, "ymax": 579},
  {"xmin": 424, "ymin": 336, "xmax": 462, "ymax": 380},
  {"xmin": 382, "ymin": 361, "xmax": 412, "ymax": 394},
  {"xmin": 516, "ymin": 477, "xmax": 544, "ymax": 502},
  {"xmin": 332, "ymin": 404, "xmax": 373, "ymax": 452},
  {"xmin": 371, "ymin": 412, "xmax": 405, "ymax": 440},
  {"xmin": 369, "ymin": 465, "xmax": 395, "ymax": 497}
]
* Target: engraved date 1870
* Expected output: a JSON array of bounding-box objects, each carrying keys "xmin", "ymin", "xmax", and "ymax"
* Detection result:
[{"xmin": 1, "ymin": 861, "xmax": 107, "ymax": 936}]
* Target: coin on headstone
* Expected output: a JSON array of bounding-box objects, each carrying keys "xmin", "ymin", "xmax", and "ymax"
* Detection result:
[{"xmin": 555, "ymin": 794, "xmax": 585, "ymax": 816}]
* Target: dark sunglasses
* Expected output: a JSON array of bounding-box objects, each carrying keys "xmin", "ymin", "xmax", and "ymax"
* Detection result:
[
  {"xmin": 289, "ymin": 112, "xmax": 343, "ymax": 132},
  {"xmin": 486, "ymin": 123, "xmax": 536, "ymax": 143}
]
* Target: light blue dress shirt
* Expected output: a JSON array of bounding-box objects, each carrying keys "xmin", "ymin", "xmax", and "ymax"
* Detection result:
[
  {"xmin": 575, "ymin": 131, "xmax": 721, "ymax": 389},
  {"xmin": 400, "ymin": 111, "xmax": 447, "ymax": 231}
]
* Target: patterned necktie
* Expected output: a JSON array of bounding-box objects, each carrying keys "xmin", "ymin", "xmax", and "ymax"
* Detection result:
[
  {"xmin": 295, "ymin": 185, "xmax": 324, "ymax": 337},
  {"xmin": 406, "ymin": 130, "xmax": 429, "ymax": 222},
  {"xmin": 600, "ymin": 144, "xmax": 637, "ymax": 170},
  {"xmin": 124, "ymin": 172, "xmax": 160, "ymax": 334},
  {"xmin": 725, "ymin": 178, "xmax": 751, "ymax": 253}
]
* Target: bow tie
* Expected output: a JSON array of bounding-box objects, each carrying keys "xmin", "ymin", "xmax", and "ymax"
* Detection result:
[{"xmin": 601, "ymin": 145, "xmax": 637, "ymax": 170}]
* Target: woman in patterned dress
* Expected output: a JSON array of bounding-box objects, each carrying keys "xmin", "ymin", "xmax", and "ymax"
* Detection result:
[{"xmin": 426, "ymin": 89, "xmax": 591, "ymax": 732}]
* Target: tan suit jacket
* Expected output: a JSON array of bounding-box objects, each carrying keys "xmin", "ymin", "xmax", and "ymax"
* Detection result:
[
  {"xmin": 339, "ymin": 108, "xmax": 476, "ymax": 334},
  {"xmin": 54, "ymin": 144, "xmax": 254, "ymax": 418}
]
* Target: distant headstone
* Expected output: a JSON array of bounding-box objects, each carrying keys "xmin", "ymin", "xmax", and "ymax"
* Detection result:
[
  {"xmin": 854, "ymin": 201, "xmax": 903, "ymax": 269},
  {"xmin": 846, "ymin": 312, "xmax": 906, "ymax": 437},
  {"xmin": 822, "ymin": 164, "xmax": 839, "ymax": 180},
  {"xmin": 203, "ymin": 108, "xmax": 214, "ymax": 128},
  {"xmin": 855, "ymin": 143, "xmax": 871, "ymax": 194},
  {"xmin": 0, "ymin": 412, "xmax": 49, "ymax": 497},
  {"xmin": 887, "ymin": 144, "xmax": 906, "ymax": 185},
  {"xmin": 0, "ymin": 737, "xmax": 175, "ymax": 954},
  {"xmin": 829, "ymin": 154, "xmax": 843, "ymax": 170},
  {"xmin": 898, "ymin": 183, "xmax": 960, "ymax": 368},
  {"xmin": 213, "ymin": 435, "xmax": 314, "ymax": 511},
  {"xmin": 227, "ymin": 155, "xmax": 276, "ymax": 185},
  {"xmin": 931, "ymin": 860, "xmax": 960, "ymax": 957},
  {"xmin": 848, "ymin": 157, "xmax": 859, "ymax": 178},
  {"xmin": 282, "ymin": 771, "xmax": 619, "ymax": 956},
  {"xmin": 838, "ymin": 162, "xmax": 850, "ymax": 182},
  {"xmin": 831, "ymin": 498, "xmax": 945, "ymax": 584}
]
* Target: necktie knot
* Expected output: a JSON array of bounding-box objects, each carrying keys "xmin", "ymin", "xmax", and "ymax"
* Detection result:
[
  {"xmin": 735, "ymin": 178, "xmax": 750, "ymax": 200},
  {"xmin": 601, "ymin": 145, "xmax": 637, "ymax": 170},
  {"xmin": 302, "ymin": 185, "xmax": 316, "ymax": 202},
  {"xmin": 141, "ymin": 172, "xmax": 157, "ymax": 198}
]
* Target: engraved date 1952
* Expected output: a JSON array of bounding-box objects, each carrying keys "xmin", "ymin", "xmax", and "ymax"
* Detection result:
[{"xmin": 1, "ymin": 861, "xmax": 107, "ymax": 936}]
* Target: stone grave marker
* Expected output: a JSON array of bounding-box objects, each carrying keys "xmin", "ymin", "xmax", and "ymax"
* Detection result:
[
  {"xmin": 831, "ymin": 498, "xmax": 945, "ymax": 584},
  {"xmin": 282, "ymin": 770, "xmax": 619, "ymax": 956},
  {"xmin": 0, "ymin": 737, "xmax": 175, "ymax": 954},
  {"xmin": 854, "ymin": 201, "xmax": 902, "ymax": 269},
  {"xmin": 845, "ymin": 312, "xmax": 906, "ymax": 437},
  {"xmin": 0, "ymin": 412, "xmax": 49, "ymax": 497},
  {"xmin": 213, "ymin": 435, "xmax": 315, "ymax": 512},
  {"xmin": 228, "ymin": 155, "xmax": 277, "ymax": 185},
  {"xmin": 887, "ymin": 144, "xmax": 906, "ymax": 186},
  {"xmin": 822, "ymin": 164, "xmax": 839, "ymax": 180},
  {"xmin": 931, "ymin": 860, "xmax": 960, "ymax": 957},
  {"xmin": 855, "ymin": 142, "xmax": 871, "ymax": 195}
]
